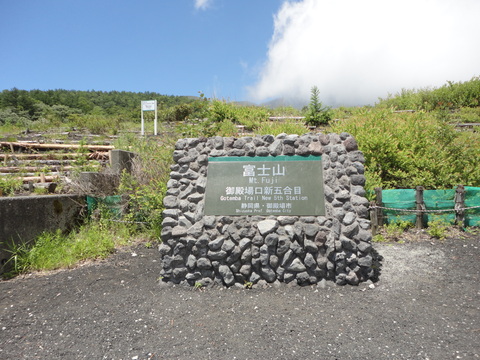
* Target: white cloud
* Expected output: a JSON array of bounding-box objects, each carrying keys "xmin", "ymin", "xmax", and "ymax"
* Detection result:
[
  {"xmin": 248, "ymin": 0, "xmax": 480, "ymax": 106},
  {"xmin": 194, "ymin": 0, "xmax": 213, "ymax": 10}
]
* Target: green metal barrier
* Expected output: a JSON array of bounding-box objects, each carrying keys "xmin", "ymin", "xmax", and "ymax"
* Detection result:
[
  {"xmin": 465, "ymin": 186, "xmax": 480, "ymax": 226},
  {"xmin": 382, "ymin": 189, "xmax": 416, "ymax": 224},
  {"xmin": 378, "ymin": 186, "xmax": 480, "ymax": 226},
  {"xmin": 86, "ymin": 195, "xmax": 124, "ymax": 219},
  {"xmin": 424, "ymin": 189, "xmax": 456, "ymax": 225}
]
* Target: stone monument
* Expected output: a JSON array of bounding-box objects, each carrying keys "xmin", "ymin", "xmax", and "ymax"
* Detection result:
[{"xmin": 159, "ymin": 132, "xmax": 374, "ymax": 287}]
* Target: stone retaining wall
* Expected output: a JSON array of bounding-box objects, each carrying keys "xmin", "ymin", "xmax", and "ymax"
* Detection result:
[{"xmin": 159, "ymin": 133, "xmax": 374, "ymax": 287}]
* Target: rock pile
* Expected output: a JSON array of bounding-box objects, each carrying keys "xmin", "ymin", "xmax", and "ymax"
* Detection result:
[{"xmin": 160, "ymin": 133, "xmax": 374, "ymax": 286}]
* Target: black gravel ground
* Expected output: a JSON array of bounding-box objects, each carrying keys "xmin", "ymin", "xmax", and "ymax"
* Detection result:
[{"xmin": 1, "ymin": 235, "xmax": 479, "ymax": 360}]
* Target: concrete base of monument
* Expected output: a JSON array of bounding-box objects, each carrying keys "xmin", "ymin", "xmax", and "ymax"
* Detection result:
[{"xmin": 160, "ymin": 133, "xmax": 375, "ymax": 287}]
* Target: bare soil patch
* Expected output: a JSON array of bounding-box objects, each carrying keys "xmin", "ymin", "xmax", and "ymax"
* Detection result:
[{"xmin": 1, "ymin": 234, "xmax": 479, "ymax": 360}]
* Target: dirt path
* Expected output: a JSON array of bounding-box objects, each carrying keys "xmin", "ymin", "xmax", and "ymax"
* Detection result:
[{"xmin": 1, "ymin": 235, "xmax": 479, "ymax": 360}]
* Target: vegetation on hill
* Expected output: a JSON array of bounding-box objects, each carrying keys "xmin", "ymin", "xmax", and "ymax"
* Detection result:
[
  {"xmin": 0, "ymin": 88, "xmax": 197, "ymax": 118},
  {"xmin": 377, "ymin": 76, "xmax": 480, "ymax": 111},
  {"xmin": 0, "ymin": 88, "xmax": 206, "ymax": 132},
  {"xmin": 376, "ymin": 76, "xmax": 480, "ymax": 123}
]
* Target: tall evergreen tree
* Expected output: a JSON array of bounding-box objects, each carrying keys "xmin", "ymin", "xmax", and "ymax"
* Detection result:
[{"xmin": 305, "ymin": 86, "xmax": 332, "ymax": 127}]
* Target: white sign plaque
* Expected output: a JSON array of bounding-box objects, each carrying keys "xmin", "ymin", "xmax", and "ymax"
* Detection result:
[{"xmin": 141, "ymin": 100, "xmax": 157, "ymax": 111}]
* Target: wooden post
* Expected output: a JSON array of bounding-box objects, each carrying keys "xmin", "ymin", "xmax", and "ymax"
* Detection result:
[
  {"xmin": 375, "ymin": 187, "xmax": 384, "ymax": 227},
  {"xmin": 370, "ymin": 201, "xmax": 378, "ymax": 236},
  {"xmin": 455, "ymin": 185, "xmax": 466, "ymax": 226},
  {"xmin": 370, "ymin": 187, "xmax": 383, "ymax": 236},
  {"xmin": 416, "ymin": 186, "xmax": 425, "ymax": 229}
]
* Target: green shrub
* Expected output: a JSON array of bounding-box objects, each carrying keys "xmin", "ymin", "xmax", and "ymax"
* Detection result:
[
  {"xmin": 330, "ymin": 109, "xmax": 480, "ymax": 191},
  {"xmin": 69, "ymin": 114, "xmax": 122, "ymax": 134},
  {"xmin": 177, "ymin": 118, "xmax": 239, "ymax": 138},
  {"xmin": 269, "ymin": 106, "xmax": 302, "ymax": 117},
  {"xmin": 176, "ymin": 100, "xmax": 271, "ymax": 137},
  {"xmin": 427, "ymin": 218, "xmax": 448, "ymax": 240},
  {"xmin": 372, "ymin": 234, "xmax": 387, "ymax": 243},
  {"xmin": 385, "ymin": 220, "xmax": 412, "ymax": 237},
  {"xmin": 160, "ymin": 103, "xmax": 195, "ymax": 122},
  {"xmin": 234, "ymin": 105, "xmax": 270, "ymax": 130},
  {"xmin": 0, "ymin": 108, "xmax": 31, "ymax": 127},
  {"xmin": 207, "ymin": 100, "xmax": 270, "ymax": 130},
  {"xmin": 373, "ymin": 220, "xmax": 412, "ymax": 243},
  {"xmin": 254, "ymin": 120, "xmax": 307, "ymax": 136},
  {"xmin": 0, "ymin": 177, "xmax": 23, "ymax": 196},
  {"xmin": 208, "ymin": 100, "xmax": 239, "ymax": 123},
  {"xmin": 455, "ymin": 107, "xmax": 480, "ymax": 123}
]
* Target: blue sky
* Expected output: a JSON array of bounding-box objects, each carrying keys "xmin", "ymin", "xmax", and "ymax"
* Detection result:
[
  {"xmin": 1, "ymin": 0, "xmax": 283, "ymax": 101},
  {"xmin": 1, "ymin": 0, "xmax": 479, "ymax": 106}
]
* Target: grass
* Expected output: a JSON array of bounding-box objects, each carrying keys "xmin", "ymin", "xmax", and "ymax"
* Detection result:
[
  {"xmin": 373, "ymin": 220, "xmax": 412, "ymax": 243},
  {"xmin": 114, "ymin": 129, "xmax": 176, "ymax": 239},
  {"xmin": 426, "ymin": 218, "xmax": 449, "ymax": 240},
  {"xmin": 244, "ymin": 281, "xmax": 253, "ymax": 289},
  {"xmin": 0, "ymin": 177, "xmax": 24, "ymax": 196},
  {"xmin": 0, "ymin": 125, "xmax": 22, "ymax": 136},
  {"xmin": 2, "ymin": 218, "xmax": 136, "ymax": 278},
  {"xmin": 372, "ymin": 218, "xmax": 470, "ymax": 243},
  {"xmin": 254, "ymin": 120, "xmax": 309, "ymax": 136}
]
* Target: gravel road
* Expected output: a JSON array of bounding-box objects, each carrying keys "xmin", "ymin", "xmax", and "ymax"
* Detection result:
[{"xmin": 1, "ymin": 235, "xmax": 479, "ymax": 360}]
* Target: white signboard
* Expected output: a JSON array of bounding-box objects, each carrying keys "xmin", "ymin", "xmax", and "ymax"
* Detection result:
[
  {"xmin": 141, "ymin": 100, "xmax": 158, "ymax": 135},
  {"xmin": 141, "ymin": 100, "xmax": 157, "ymax": 111}
]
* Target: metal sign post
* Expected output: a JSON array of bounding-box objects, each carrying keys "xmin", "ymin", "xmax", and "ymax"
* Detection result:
[{"xmin": 141, "ymin": 100, "xmax": 158, "ymax": 136}]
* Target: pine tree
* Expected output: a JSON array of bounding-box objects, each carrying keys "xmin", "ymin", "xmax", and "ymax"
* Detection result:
[{"xmin": 305, "ymin": 86, "xmax": 332, "ymax": 127}]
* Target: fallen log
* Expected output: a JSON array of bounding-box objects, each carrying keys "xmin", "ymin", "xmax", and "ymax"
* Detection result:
[
  {"xmin": 0, "ymin": 141, "xmax": 114, "ymax": 151},
  {"xmin": 0, "ymin": 165, "xmax": 79, "ymax": 173},
  {"xmin": 16, "ymin": 175, "xmax": 60, "ymax": 183},
  {"xmin": 2, "ymin": 172, "xmax": 66, "ymax": 177},
  {"xmin": 23, "ymin": 182, "xmax": 58, "ymax": 193},
  {"xmin": 0, "ymin": 152, "xmax": 87, "ymax": 160},
  {"xmin": 0, "ymin": 151, "xmax": 109, "ymax": 161},
  {"xmin": 89, "ymin": 151, "xmax": 110, "ymax": 160}
]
